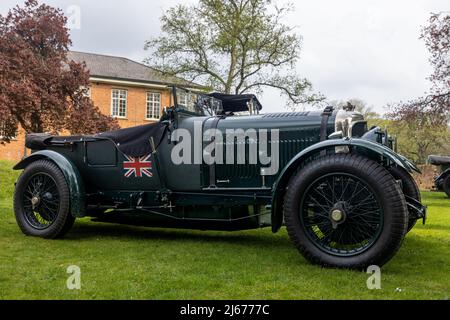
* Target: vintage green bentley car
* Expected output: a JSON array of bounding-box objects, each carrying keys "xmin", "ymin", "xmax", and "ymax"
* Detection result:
[
  {"xmin": 13, "ymin": 87, "xmax": 426, "ymax": 269},
  {"xmin": 429, "ymin": 155, "xmax": 450, "ymax": 197}
]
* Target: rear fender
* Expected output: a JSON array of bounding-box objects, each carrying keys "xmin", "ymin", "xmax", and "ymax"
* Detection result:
[
  {"xmin": 14, "ymin": 150, "xmax": 86, "ymax": 218},
  {"xmin": 270, "ymin": 138, "xmax": 420, "ymax": 233}
]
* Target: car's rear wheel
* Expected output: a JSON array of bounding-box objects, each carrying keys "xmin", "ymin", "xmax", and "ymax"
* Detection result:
[
  {"xmin": 388, "ymin": 166, "xmax": 420, "ymax": 232},
  {"xmin": 444, "ymin": 175, "xmax": 450, "ymax": 198},
  {"xmin": 284, "ymin": 154, "xmax": 408, "ymax": 269},
  {"xmin": 14, "ymin": 160, "xmax": 74, "ymax": 239}
]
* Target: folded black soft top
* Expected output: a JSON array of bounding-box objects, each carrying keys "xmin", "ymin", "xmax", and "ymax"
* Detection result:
[
  {"xmin": 26, "ymin": 122, "xmax": 168, "ymax": 157},
  {"xmin": 25, "ymin": 133, "xmax": 55, "ymax": 150},
  {"xmin": 97, "ymin": 122, "xmax": 168, "ymax": 157},
  {"xmin": 26, "ymin": 133, "xmax": 95, "ymax": 150}
]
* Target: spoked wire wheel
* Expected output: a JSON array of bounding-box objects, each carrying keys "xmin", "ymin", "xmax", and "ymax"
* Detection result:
[
  {"xmin": 300, "ymin": 173, "xmax": 383, "ymax": 257},
  {"xmin": 23, "ymin": 173, "xmax": 60, "ymax": 230},
  {"xmin": 14, "ymin": 160, "xmax": 74, "ymax": 239},
  {"xmin": 283, "ymin": 154, "xmax": 408, "ymax": 269}
]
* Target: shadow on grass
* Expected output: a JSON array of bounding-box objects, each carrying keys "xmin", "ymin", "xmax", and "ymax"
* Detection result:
[
  {"xmin": 67, "ymin": 220, "xmax": 292, "ymax": 249},
  {"xmin": 429, "ymin": 203, "xmax": 450, "ymax": 209},
  {"xmin": 425, "ymin": 193, "xmax": 450, "ymax": 205},
  {"xmin": 68, "ymin": 222, "xmax": 446, "ymax": 277},
  {"xmin": 419, "ymin": 224, "xmax": 450, "ymax": 232}
]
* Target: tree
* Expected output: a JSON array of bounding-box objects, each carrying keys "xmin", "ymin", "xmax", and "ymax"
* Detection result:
[
  {"xmin": 0, "ymin": 0, "xmax": 118, "ymax": 143},
  {"xmin": 388, "ymin": 12, "xmax": 450, "ymax": 162},
  {"xmin": 145, "ymin": 0, "xmax": 323, "ymax": 107},
  {"xmin": 329, "ymin": 98, "xmax": 380, "ymax": 120},
  {"xmin": 383, "ymin": 117, "xmax": 449, "ymax": 164}
]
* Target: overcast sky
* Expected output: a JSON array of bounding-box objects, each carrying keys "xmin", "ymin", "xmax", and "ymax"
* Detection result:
[{"xmin": 1, "ymin": 0, "xmax": 448, "ymax": 113}]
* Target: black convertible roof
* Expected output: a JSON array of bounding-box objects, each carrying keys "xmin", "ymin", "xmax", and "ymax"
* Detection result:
[
  {"xmin": 208, "ymin": 92, "xmax": 263, "ymax": 113},
  {"xmin": 428, "ymin": 155, "xmax": 450, "ymax": 166}
]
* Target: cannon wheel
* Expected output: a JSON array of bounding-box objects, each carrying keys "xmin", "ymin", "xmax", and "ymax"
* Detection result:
[
  {"xmin": 14, "ymin": 160, "xmax": 74, "ymax": 239},
  {"xmin": 388, "ymin": 166, "xmax": 421, "ymax": 232},
  {"xmin": 283, "ymin": 154, "xmax": 408, "ymax": 269}
]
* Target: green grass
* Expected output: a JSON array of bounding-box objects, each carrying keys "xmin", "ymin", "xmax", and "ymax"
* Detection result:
[{"xmin": 0, "ymin": 159, "xmax": 449, "ymax": 300}]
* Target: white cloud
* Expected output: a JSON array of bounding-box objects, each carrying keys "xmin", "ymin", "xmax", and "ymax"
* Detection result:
[{"xmin": 270, "ymin": 0, "xmax": 448, "ymax": 113}]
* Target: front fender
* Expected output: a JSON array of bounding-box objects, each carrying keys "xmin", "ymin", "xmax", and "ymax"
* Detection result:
[
  {"xmin": 270, "ymin": 138, "xmax": 420, "ymax": 233},
  {"xmin": 14, "ymin": 150, "xmax": 86, "ymax": 218}
]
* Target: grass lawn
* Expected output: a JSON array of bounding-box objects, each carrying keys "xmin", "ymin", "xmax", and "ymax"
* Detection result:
[{"xmin": 0, "ymin": 159, "xmax": 449, "ymax": 300}]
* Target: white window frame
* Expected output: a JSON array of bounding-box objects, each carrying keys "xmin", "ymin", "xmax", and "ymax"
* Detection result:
[
  {"xmin": 146, "ymin": 92, "xmax": 161, "ymax": 120},
  {"xmin": 178, "ymin": 92, "xmax": 188, "ymax": 108},
  {"xmin": 177, "ymin": 92, "xmax": 196, "ymax": 112},
  {"xmin": 111, "ymin": 89, "xmax": 128, "ymax": 118}
]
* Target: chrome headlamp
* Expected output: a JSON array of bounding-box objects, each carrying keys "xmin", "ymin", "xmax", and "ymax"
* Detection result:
[{"xmin": 334, "ymin": 109, "xmax": 367, "ymax": 138}]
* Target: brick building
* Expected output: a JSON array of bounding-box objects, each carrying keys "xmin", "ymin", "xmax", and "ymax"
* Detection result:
[{"xmin": 0, "ymin": 51, "xmax": 203, "ymax": 161}]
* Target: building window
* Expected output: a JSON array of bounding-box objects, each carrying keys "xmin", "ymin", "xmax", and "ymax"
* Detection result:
[
  {"xmin": 111, "ymin": 89, "xmax": 127, "ymax": 118},
  {"xmin": 177, "ymin": 92, "xmax": 196, "ymax": 112},
  {"xmin": 146, "ymin": 92, "xmax": 161, "ymax": 120},
  {"xmin": 178, "ymin": 92, "xmax": 188, "ymax": 108}
]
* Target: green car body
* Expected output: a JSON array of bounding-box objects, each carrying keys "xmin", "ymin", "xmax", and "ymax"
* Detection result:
[{"xmin": 12, "ymin": 88, "xmax": 426, "ymax": 268}]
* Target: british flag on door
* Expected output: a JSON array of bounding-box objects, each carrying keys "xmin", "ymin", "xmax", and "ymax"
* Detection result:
[{"xmin": 123, "ymin": 154, "xmax": 153, "ymax": 178}]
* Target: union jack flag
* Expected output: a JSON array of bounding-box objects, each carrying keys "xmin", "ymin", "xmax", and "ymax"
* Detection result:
[{"xmin": 123, "ymin": 154, "xmax": 153, "ymax": 178}]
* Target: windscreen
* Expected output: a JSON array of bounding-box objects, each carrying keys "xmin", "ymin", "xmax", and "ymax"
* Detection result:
[
  {"xmin": 176, "ymin": 88, "xmax": 199, "ymax": 114},
  {"xmin": 175, "ymin": 88, "xmax": 223, "ymax": 116}
]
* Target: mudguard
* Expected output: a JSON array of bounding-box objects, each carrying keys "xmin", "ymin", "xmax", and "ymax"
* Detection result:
[
  {"xmin": 13, "ymin": 150, "xmax": 86, "ymax": 218},
  {"xmin": 271, "ymin": 138, "xmax": 420, "ymax": 232}
]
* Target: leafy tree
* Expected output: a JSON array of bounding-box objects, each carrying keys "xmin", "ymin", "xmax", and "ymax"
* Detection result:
[
  {"xmin": 0, "ymin": 0, "xmax": 118, "ymax": 143},
  {"xmin": 145, "ymin": 0, "xmax": 323, "ymax": 107},
  {"xmin": 375, "ymin": 117, "xmax": 449, "ymax": 164},
  {"xmin": 388, "ymin": 12, "xmax": 450, "ymax": 162}
]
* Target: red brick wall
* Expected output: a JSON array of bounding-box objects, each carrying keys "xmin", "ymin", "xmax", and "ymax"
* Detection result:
[
  {"xmin": 90, "ymin": 82, "xmax": 172, "ymax": 128},
  {"xmin": 0, "ymin": 129, "xmax": 28, "ymax": 161},
  {"xmin": 0, "ymin": 81, "xmax": 172, "ymax": 161}
]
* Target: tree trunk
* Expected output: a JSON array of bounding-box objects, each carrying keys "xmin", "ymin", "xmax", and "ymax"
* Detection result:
[
  {"xmin": 31, "ymin": 113, "xmax": 43, "ymax": 133},
  {"xmin": 225, "ymin": 45, "xmax": 238, "ymax": 94}
]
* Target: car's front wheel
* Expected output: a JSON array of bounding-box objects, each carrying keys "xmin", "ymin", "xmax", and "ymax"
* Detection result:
[
  {"xmin": 14, "ymin": 160, "xmax": 75, "ymax": 239},
  {"xmin": 284, "ymin": 154, "xmax": 408, "ymax": 269}
]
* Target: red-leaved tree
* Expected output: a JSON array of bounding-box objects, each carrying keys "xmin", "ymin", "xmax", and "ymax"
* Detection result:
[
  {"xmin": 0, "ymin": 0, "xmax": 118, "ymax": 143},
  {"xmin": 388, "ymin": 12, "xmax": 450, "ymax": 163}
]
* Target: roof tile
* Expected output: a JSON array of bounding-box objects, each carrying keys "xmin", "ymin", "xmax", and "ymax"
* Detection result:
[{"xmin": 68, "ymin": 51, "xmax": 202, "ymax": 88}]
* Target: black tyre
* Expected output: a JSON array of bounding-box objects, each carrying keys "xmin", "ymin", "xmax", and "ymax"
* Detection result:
[
  {"xmin": 444, "ymin": 175, "xmax": 450, "ymax": 198},
  {"xmin": 388, "ymin": 166, "xmax": 421, "ymax": 232},
  {"xmin": 284, "ymin": 154, "xmax": 408, "ymax": 269},
  {"xmin": 14, "ymin": 160, "xmax": 75, "ymax": 239}
]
